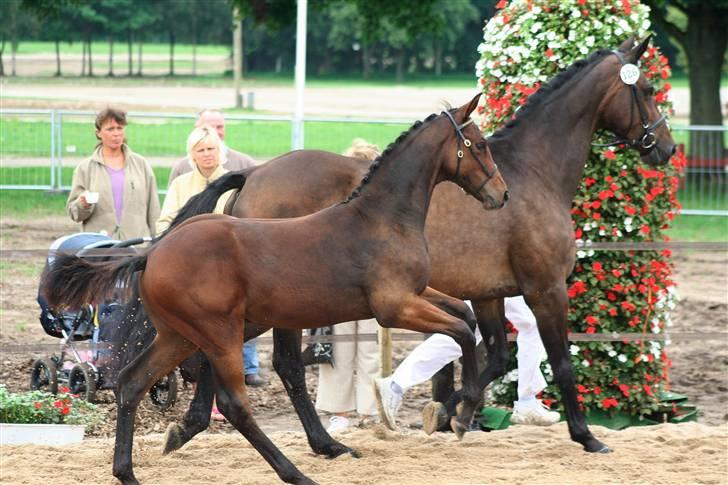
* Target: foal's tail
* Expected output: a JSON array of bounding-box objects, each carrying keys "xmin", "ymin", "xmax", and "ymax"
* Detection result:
[
  {"xmin": 162, "ymin": 170, "xmax": 250, "ymax": 237},
  {"xmin": 41, "ymin": 252, "xmax": 148, "ymax": 311}
]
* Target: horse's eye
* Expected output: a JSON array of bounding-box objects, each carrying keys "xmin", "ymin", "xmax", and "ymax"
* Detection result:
[
  {"xmin": 476, "ymin": 142, "xmax": 487, "ymax": 150},
  {"xmin": 645, "ymin": 86, "xmax": 655, "ymax": 96}
]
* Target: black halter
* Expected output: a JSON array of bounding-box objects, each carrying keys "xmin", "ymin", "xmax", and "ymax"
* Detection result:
[
  {"xmin": 593, "ymin": 50, "xmax": 668, "ymax": 150},
  {"xmin": 442, "ymin": 109, "xmax": 498, "ymax": 194}
]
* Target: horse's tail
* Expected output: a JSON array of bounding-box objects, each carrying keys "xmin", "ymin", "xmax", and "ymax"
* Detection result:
[
  {"xmin": 162, "ymin": 170, "xmax": 250, "ymax": 237},
  {"xmin": 41, "ymin": 252, "xmax": 148, "ymax": 311}
]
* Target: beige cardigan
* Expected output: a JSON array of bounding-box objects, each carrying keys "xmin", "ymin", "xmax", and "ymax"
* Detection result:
[
  {"xmin": 67, "ymin": 145, "xmax": 160, "ymax": 239},
  {"xmin": 156, "ymin": 164, "xmax": 234, "ymax": 234}
]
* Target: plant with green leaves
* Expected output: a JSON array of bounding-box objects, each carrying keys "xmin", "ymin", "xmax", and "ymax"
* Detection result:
[
  {"xmin": 477, "ymin": 0, "xmax": 684, "ymax": 419},
  {"xmin": 0, "ymin": 384, "xmax": 103, "ymax": 428}
]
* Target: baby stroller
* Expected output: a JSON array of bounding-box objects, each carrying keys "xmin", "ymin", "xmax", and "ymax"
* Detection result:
[{"xmin": 31, "ymin": 233, "xmax": 178, "ymax": 410}]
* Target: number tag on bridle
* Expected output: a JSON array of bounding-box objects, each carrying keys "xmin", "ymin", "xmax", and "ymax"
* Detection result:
[{"xmin": 619, "ymin": 64, "xmax": 640, "ymax": 85}]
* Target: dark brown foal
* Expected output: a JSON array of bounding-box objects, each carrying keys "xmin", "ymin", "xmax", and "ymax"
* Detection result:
[{"xmin": 42, "ymin": 94, "xmax": 508, "ymax": 484}]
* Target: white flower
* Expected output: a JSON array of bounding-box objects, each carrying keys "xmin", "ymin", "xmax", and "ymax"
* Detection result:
[
  {"xmin": 570, "ymin": 344, "xmax": 580, "ymax": 356},
  {"xmin": 624, "ymin": 217, "xmax": 633, "ymax": 225},
  {"xmin": 503, "ymin": 368, "xmax": 519, "ymax": 383},
  {"xmin": 576, "ymin": 250, "xmax": 587, "ymax": 259},
  {"xmin": 582, "ymin": 359, "xmax": 590, "ymax": 367},
  {"xmin": 530, "ymin": 22, "xmax": 543, "ymax": 34},
  {"xmin": 608, "ymin": 349, "xmax": 617, "ymax": 357},
  {"xmin": 618, "ymin": 354, "xmax": 628, "ymax": 363},
  {"xmin": 571, "ymin": 9, "xmax": 581, "ymax": 18}
]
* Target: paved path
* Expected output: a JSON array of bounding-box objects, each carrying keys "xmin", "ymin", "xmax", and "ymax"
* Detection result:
[{"xmin": 3, "ymin": 80, "xmax": 718, "ymax": 121}]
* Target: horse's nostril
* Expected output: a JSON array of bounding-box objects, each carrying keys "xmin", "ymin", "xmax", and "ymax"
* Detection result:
[
  {"xmin": 670, "ymin": 144, "xmax": 677, "ymax": 156},
  {"xmin": 503, "ymin": 191, "xmax": 510, "ymax": 202}
]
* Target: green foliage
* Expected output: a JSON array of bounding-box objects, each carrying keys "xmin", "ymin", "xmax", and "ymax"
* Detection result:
[
  {"xmin": 479, "ymin": 0, "xmax": 685, "ymax": 417},
  {"xmin": 0, "ymin": 384, "xmax": 103, "ymax": 428}
]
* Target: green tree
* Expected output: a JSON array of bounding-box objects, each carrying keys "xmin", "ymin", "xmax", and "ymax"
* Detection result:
[{"xmin": 643, "ymin": 0, "xmax": 727, "ymax": 159}]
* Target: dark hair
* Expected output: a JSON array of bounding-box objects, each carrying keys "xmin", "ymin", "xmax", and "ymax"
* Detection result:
[{"xmin": 95, "ymin": 108, "xmax": 127, "ymax": 140}]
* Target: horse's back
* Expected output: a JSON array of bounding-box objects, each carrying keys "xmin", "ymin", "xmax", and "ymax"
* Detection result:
[{"xmin": 232, "ymin": 150, "xmax": 368, "ymax": 219}]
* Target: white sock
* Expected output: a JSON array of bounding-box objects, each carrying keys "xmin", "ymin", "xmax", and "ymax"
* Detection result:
[{"xmin": 515, "ymin": 396, "xmax": 538, "ymax": 408}]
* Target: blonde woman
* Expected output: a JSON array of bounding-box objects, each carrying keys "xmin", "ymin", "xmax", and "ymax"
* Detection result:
[
  {"xmin": 156, "ymin": 125, "xmax": 232, "ymax": 234},
  {"xmin": 315, "ymin": 138, "xmax": 382, "ymax": 432}
]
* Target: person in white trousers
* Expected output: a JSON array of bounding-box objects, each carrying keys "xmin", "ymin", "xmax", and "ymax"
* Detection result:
[{"xmin": 373, "ymin": 296, "xmax": 560, "ymax": 433}]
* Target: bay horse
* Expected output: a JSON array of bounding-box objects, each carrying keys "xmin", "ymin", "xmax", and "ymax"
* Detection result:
[
  {"xmin": 140, "ymin": 37, "xmax": 675, "ymax": 457},
  {"xmin": 41, "ymin": 95, "xmax": 508, "ymax": 485}
]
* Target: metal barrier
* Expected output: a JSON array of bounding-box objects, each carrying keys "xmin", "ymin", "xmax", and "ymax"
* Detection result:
[{"xmin": 1, "ymin": 109, "xmax": 725, "ymax": 214}]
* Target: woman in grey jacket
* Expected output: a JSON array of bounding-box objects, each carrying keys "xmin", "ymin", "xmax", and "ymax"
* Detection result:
[{"xmin": 67, "ymin": 108, "xmax": 160, "ymax": 239}]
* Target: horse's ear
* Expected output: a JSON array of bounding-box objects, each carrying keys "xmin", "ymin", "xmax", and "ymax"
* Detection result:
[
  {"xmin": 628, "ymin": 35, "xmax": 652, "ymax": 63},
  {"xmin": 458, "ymin": 93, "xmax": 482, "ymax": 119},
  {"xmin": 617, "ymin": 36, "xmax": 636, "ymax": 53}
]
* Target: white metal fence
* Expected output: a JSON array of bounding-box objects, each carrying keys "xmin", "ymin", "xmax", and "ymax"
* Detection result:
[{"xmin": 1, "ymin": 109, "xmax": 726, "ymax": 215}]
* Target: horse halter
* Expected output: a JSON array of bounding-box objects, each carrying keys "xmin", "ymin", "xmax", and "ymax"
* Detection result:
[
  {"xmin": 593, "ymin": 50, "xmax": 668, "ymax": 151},
  {"xmin": 442, "ymin": 109, "xmax": 498, "ymax": 194}
]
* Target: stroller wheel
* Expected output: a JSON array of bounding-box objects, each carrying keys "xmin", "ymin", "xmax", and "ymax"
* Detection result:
[
  {"xmin": 30, "ymin": 358, "xmax": 58, "ymax": 394},
  {"xmin": 149, "ymin": 371, "xmax": 178, "ymax": 410},
  {"xmin": 69, "ymin": 363, "xmax": 97, "ymax": 402}
]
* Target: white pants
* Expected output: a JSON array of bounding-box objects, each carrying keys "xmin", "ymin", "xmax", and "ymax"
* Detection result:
[
  {"xmin": 391, "ymin": 296, "xmax": 547, "ymax": 402},
  {"xmin": 315, "ymin": 318, "xmax": 379, "ymax": 416}
]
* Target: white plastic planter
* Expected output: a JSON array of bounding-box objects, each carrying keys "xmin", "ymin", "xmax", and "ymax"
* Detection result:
[{"xmin": 0, "ymin": 423, "xmax": 85, "ymax": 445}]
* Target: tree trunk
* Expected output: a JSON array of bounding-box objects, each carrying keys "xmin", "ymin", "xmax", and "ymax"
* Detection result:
[
  {"xmin": 108, "ymin": 35, "xmax": 114, "ymax": 77},
  {"xmin": 169, "ymin": 31, "xmax": 175, "ymax": 76},
  {"xmin": 127, "ymin": 30, "xmax": 133, "ymax": 76},
  {"xmin": 54, "ymin": 39, "xmax": 61, "ymax": 76},
  {"xmin": 137, "ymin": 36, "xmax": 142, "ymax": 76},
  {"xmin": 81, "ymin": 40, "xmax": 87, "ymax": 76},
  {"xmin": 395, "ymin": 49, "xmax": 405, "ymax": 83},
  {"xmin": 685, "ymin": 5, "xmax": 726, "ymax": 160},
  {"xmin": 362, "ymin": 37, "xmax": 370, "ymax": 80},
  {"xmin": 0, "ymin": 36, "xmax": 5, "ymax": 77},
  {"xmin": 88, "ymin": 36, "xmax": 94, "ymax": 77},
  {"xmin": 434, "ymin": 38, "xmax": 442, "ymax": 76},
  {"xmin": 192, "ymin": 38, "xmax": 197, "ymax": 76},
  {"xmin": 11, "ymin": 39, "xmax": 17, "ymax": 76}
]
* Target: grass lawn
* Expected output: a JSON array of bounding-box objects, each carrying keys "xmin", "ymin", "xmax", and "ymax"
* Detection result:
[
  {"xmin": 1, "ymin": 188, "xmax": 725, "ymax": 243},
  {"xmin": 16, "ymin": 41, "xmax": 230, "ymax": 57}
]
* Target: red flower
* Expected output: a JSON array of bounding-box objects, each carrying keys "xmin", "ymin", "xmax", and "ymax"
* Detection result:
[
  {"xmin": 495, "ymin": 0, "xmax": 507, "ymax": 8},
  {"xmin": 586, "ymin": 315, "xmax": 599, "ymax": 325},
  {"xmin": 592, "ymin": 262, "xmax": 603, "ymax": 272},
  {"xmin": 621, "ymin": 0, "xmax": 631, "ymax": 15},
  {"xmin": 54, "ymin": 400, "xmax": 63, "ymax": 408},
  {"xmin": 585, "ymin": 177, "xmax": 597, "ymax": 187},
  {"xmin": 34, "ymin": 402, "xmax": 42, "ymax": 409},
  {"xmin": 619, "ymin": 384, "xmax": 630, "ymax": 397},
  {"xmin": 545, "ymin": 48, "xmax": 554, "ymax": 58},
  {"xmin": 603, "ymin": 150, "xmax": 616, "ymax": 160},
  {"xmin": 593, "ymin": 387, "xmax": 602, "ymax": 395},
  {"xmin": 608, "ymin": 308, "xmax": 617, "ymax": 316},
  {"xmin": 625, "ymin": 205, "xmax": 636, "ymax": 215},
  {"xmin": 61, "ymin": 406, "xmax": 71, "ymax": 415},
  {"xmin": 640, "ymin": 224, "xmax": 651, "ymax": 235},
  {"xmin": 578, "ymin": 384, "xmax": 589, "ymax": 393},
  {"xmin": 577, "ymin": 0, "xmax": 586, "ymax": 4},
  {"xmin": 611, "ymin": 269, "xmax": 622, "ymax": 277},
  {"xmin": 643, "ymin": 384, "xmax": 654, "ymax": 397},
  {"xmin": 601, "ymin": 397, "xmax": 619, "ymax": 409}
]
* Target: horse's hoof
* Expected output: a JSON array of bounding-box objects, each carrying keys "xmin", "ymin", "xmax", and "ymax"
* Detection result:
[
  {"xmin": 322, "ymin": 442, "xmax": 360, "ymax": 459},
  {"xmin": 422, "ymin": 401, "xmax": 448, "ymax": 435},
  {"xmin": 113, "ymin": 471, "xmax": 139, "ymax": 485},
  {"xmin": 162, "ymin": 422, "xmax": 185, "ymax": 455},
  {"xmin": 583, "ymin": 438, "xmax": 612, "ymax": 453},
  {"xmin": 449, "ymin": 416, "xmax": 468, "ymax": 440}
]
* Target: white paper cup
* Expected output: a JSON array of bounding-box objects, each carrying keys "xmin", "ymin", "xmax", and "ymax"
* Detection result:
[{"xmin": 85, "ymin": 191, "xmax": 99, "ymax": 204}]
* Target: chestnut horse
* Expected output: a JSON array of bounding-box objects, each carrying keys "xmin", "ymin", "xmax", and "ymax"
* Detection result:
[
  {"xmin": 129, "ymin": 38, "xmax": 675, "ymax": 458},
  {"xmin": 41, "ymin": 95, "xmax": 508, "ymax": 485}
]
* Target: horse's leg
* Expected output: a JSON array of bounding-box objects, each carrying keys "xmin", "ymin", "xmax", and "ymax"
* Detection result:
[
  {"xmin": 416, "ymin": 287, "xmax": 482, "ymax": 438},
  {"xmin": 435, "ymin": 298, "xmax": 510, "ymax": 424},
  {"xmin": 162, "ymin": 353, "xmax": 214, "ymax": 454},
  {"xmin": 208, "ymin": 349, "xmax": 314, "ymax": 485},
  {"xmin": 374, "ymin": 286, "xmax": 479, "ymax": 440},
  {"xmin": 113, "ymin": 332, "xmax": 197, "ymax": 484},
  {"xmin": 525, "ymin": 287, "xmax": 611, "ymax": 453},
  {"xmin": 272, "ymin": 328, "xmax": 359, "ymax": 459}
]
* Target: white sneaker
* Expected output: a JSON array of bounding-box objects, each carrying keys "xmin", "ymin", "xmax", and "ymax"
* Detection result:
[
  {"xmin": 326, "ymin": 415, "xmax": 351, "ymax": 433},
  {"xmin": 373, "ymin": 377, "xmax": 402, "ymax": 430},
  {"xmin": 511, "ymin": 400, "xmax": 561, "ymax": 426}
]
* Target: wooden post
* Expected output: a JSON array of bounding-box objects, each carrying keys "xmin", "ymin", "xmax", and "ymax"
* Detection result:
[
  {"xmin": 378, "ymin": 327, "xmax": 392, "ymax": 377},
  {"xmin": 233, "ymin": 8, "xmax": 243, "ymax": 108}
]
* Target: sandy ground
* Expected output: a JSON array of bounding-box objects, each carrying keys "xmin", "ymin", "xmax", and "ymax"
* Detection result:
[
  {"xmin": 0, "ymin": 214, "xmax": 727, "ymax": 483},
  {"xmin": 1, "ymin": 422, "xmax": 727, "ymax": 485}
]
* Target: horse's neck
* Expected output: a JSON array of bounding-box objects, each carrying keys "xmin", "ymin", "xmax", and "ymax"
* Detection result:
[
  {"xmin": 492, "ymin": 69, "xmax": 610, "ymax": 207},
  {"xmin": 353, "ymin": 126, "xmax": 445, "ymax": 228}
]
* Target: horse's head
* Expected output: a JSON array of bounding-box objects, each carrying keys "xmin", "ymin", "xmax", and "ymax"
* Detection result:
[
  {"xmin": 598, "ymin": 36, "xmax": 676, "ymax": 166},
  {"xmin": 442, "ymin": 94, "xmax": 509, "ymax": 210}
]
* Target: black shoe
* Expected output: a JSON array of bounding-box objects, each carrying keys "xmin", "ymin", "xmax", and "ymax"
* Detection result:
[{"xmin": 245, "ymin": 374, "xmax": 268, "ymax": 387}]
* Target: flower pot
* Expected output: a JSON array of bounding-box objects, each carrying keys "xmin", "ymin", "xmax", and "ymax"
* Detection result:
[{"xmin": 0, "ymin": 423, "xmax": 85, "ymax": 445}]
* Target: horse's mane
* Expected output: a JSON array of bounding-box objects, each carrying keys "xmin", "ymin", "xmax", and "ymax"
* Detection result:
[
  {"xmin": 342, "ymin": 111, "xmax": 440, "ymax": 203},
  {"xmin": 490, "ymin": 49, "xmax": 612, "ymax": 139}
]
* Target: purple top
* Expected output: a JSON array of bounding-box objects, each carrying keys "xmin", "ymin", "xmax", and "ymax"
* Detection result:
[{"xmin": 106, "ymin": 166, "xmax": 125, "ymax": 223}]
